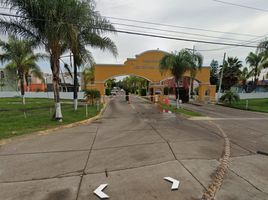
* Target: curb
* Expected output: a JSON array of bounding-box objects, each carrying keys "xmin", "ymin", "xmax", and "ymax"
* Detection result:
[
  {"xmin": 0, "ymin": 101, "xmax": 109, "ymax": 146},
  {"xmin": 201, "ymin": 121, "xmax": 231, "ymax": 200}
]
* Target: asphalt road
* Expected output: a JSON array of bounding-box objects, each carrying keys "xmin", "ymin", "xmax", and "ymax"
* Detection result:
[{"xmin": 0, "ymin": 96, "xmax": 267, "ymax": 200}]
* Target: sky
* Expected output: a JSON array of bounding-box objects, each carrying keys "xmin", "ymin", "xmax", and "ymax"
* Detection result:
[{"xmin": 1, "ymin": 0, "xmax": 268, "ymax": 77}]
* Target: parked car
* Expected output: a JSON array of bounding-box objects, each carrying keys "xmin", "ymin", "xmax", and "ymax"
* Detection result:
[{"xmin": 111, "ymin": 89, "xmax": 117, "ymax": 95}]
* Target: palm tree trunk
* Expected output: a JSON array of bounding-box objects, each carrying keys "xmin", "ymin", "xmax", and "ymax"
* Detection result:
[
  {"xmin": 176, "ymin": 80, "xmax": 181, "ymax": 109},
  {"xmin": 190, "ymin": 77, "xmax": 194, "ymax": 99},
  {"xmin": 25, "ymin": 74, "xmax": 29, "ymax": 92},
  {"xmin": 73, "ymin": 56, "xmax": 78, "ymax": 111},
  {"xmin": 254, "ymin": 72, "xmax": 258, "ymax": 91},
  {"xmin": 51, "ymin": 55, "xmax": 63, "ymax": 121},
  {"xmin": 190, "ymin": 71, "xmax": 197, "ymax": 100},
  {"xmin": 19, "ymin": 69, "xmax": 25, "ymax": 105}
]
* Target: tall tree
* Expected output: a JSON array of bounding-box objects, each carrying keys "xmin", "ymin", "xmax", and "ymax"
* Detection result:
[
  {"xmin": 106, "ymin": 78, "xmax": 116, "ymax": 89},
  {"xmin": 257, "ymin": 40, "xmax": 268, "ymax": 73},
  {"xmin": 246, "ymin": 52, "xmax": 266, "ymax": 89},
  {"xmin": 0, "ymin": 36, "xmax": 42, "ymax": 104},
  {"xmin": 210, "ymin": 59, "xmax": 219, "ymax": 85},
  {"xmin": 121, "ymin": 76, "xmax": 148, "ymax": 93},
  {"xmin": 160, "ymin": 49, "xmax": 195, "ymax": 108},
  {"xmin": 189, "ymin": 50, "xmax": 203, "ymax": 98},
  {"xmin": 220, "ymin": 57, "xmax": 242, "ymax": 91},
  {"xmin": 258, "ymin": 40, "xmax": 268, "ymax": 57},
  {"xmin": 0, "ymin": 0, "xmax": 84, "ymax": 121},
  {"xmin": 240, "ymin": 67, "xmax": 250, "ymax": 92},
  {"xmin": 82, "ymin": 66, "xmax": 95, "ymax": 90},
  {"xmin": 65, "ymin": 0, "xmax": 117, "ymax": 110}
]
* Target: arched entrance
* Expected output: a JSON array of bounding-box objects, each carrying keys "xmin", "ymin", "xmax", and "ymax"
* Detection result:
[
  {"xmin": 86, "ymin": 50, "xmax": 216, "ymax": 102},
  {"xmin": 104, "ymin": 75, "xmax": 151, "ymax": 96}
]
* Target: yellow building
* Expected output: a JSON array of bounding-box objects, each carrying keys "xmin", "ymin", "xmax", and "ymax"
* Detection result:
[{"xmin": 86, "ymin": 50, "xmax": 216, "ymax": 102}]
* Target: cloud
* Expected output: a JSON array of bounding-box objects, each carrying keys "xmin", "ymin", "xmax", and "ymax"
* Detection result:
[
  {"xmin": 1, "ymin": 0, "xmax": 268, "ymax": 73},
  {"xmin": 91, "ymin": 0, "xmax": 268, "ymax": 70}
]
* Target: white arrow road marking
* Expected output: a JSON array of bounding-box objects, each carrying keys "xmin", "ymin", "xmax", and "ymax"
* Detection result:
[
  {"xmin": 94, "ymin": 184, "xmax": 109, "ymax": 199},
  {"xmin": 164, "ymin": 177, "xmax": 180, "ymax": 190}
]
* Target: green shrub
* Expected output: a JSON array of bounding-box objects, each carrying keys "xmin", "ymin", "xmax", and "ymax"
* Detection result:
[
  {"xmin": 220, "ymin": 90, "xmax": 240, "ymax": 104},
  {"xmin": 84, "ymin": 89, "xmax": 101, "ymax": 105},
  {"xmin": 164, "ymin": 87, "xmax": 169, "ymax": 95},
  {"xmin": 105, "ymin": 88, "xmax": 111, "ymax": 96},
  {"xmin": 140, "ymin": 88, "xmax": 147, "ymax": 96}
]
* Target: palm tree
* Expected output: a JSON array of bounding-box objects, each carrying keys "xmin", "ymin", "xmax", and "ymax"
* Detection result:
[
  {"xmin": 0, "ymin": 36, "xmax": 42, "ymax": 104},
  {"xmin": 160, "ymin": 49, "xmax": 195, "ymax": 108},
  {"xmin": 82, "ymin": 66, "xmax": 95, "ymax": 90},
  {"xmin": 0, "ymin": 0, "xmax": 94, "ymax": 121},
  {"xmin": 210, "ymin": 59, "xmax": 219, "ymax": 85},
  {"xmin": 220, "ymin": 90, "xmax": 240, "ymax": 104},
  {"xmin": 240, "ymin": 67, "xmax": 250, "ymax": 92},
  {"xmin": 258, "ymin": 40, "xmax": 268, "ymax": 57},
  {"xmin": 189, "ymin": 50, "xmax": 203, "ymax": 99},
  {"xmin": 65, "ymin": 0, "xmax": 117, "ymax": 110},
  {"xmin": 106, "ymin": 78, "xmax": 116, "ymax": 90},
  {"xmin": 246, "ymin": 52, "xmax": 266, "ymax": 90},
  {"xmin": 257, "ymin": 40, "xmax": 268, "ymax": 74},
  {"xmin": 220, "ymin": 57, "xmax": 243, "ymax": 91}
]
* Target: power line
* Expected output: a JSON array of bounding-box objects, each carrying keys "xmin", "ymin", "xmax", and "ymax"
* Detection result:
[
  {"xmin": 106, "ymin": 29, "xmax": 258, "ymax": 48},
  {"xmin": 0, "ymin": 6, "xmax": 259, "ymax": 37},
  {"xmin": 197, "ymin": 36, "xmax": 265, "ymax": 52},
  {"xmin": 0, "ymin": 5, "xmax": 262, "ymax": 39},
  {"xmin": 113, "ymin": 27, "xmax": 238, "ymax": 44},
  {"xmin": 113, "ymin": 22, "xmax": 259, "ymax": 43},
  {"xmin": 0, "ymin": 11, "xmax": 260, "ymax": 48},
  {"xmin": 0, "ymin": 11, "xmax": 262, "ymax": 47},
  {"xmin": 197, "ymin": 32, "xmax": 268, "ymax": 52},
  {"xmin": 0, "ymin": 4, "xmax": 264, "ymax": 40},
  {"xmin": 113, "ymin": 27, "xmax": 261, "ymax": 48},
  {"xmin": 212, "ymin": 0, "xmax": 268, "ymax": 12},
  {"xmin": 0, "ymin": 8, "xmax": 261, "ymax": 44},
  {"xmin": 0, "ymin": 11, "xmax": 46, "ymax": 21},
  {"xmin": 105, "ymin": 16, "xmax": 260, "ymax": 38}
]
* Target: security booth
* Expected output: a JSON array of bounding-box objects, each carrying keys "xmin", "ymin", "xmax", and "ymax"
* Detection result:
[{"xmin": 149, "ymin": 82, "xmax": 164, "ymax": 103}]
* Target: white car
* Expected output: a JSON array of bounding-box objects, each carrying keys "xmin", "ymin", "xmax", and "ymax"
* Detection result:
[{"xmin": 111, "ymin": 90, "xmax": 117, "ymax": 95}]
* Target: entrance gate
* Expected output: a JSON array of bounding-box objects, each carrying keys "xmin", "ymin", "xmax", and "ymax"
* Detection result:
[{"xmin": 86, "ymin": 50, "xmax": 216, "ymax": 102}]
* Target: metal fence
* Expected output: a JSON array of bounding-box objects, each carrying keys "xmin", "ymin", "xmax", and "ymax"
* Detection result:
[
  {"xmin": 1, "ymin": 91, "xmax": 268, "ymax": 101},
  {"xmin": 218, "ymin": 92, "xmax": 268, "ymax": 100},
  {"xmin": 0, "ymin": 91, "xmax": 85, "ymax": 100}
]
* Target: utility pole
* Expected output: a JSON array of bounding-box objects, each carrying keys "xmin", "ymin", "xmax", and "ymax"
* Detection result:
[
  {"xmin": 189, "ymin": 45, "xmax": 195, "ymax": 100},
  {"xmin": 217, "ymin": 52, "xmax": 226, "ymax": 103},
  {"xmin": 187, "ymin": 45, "xmax": 195, "ymax": 99}
]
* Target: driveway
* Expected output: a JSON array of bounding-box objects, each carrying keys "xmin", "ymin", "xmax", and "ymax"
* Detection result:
[{"xmin": 0, "ymin": 96, "xmax": 267, "ymax": 200}]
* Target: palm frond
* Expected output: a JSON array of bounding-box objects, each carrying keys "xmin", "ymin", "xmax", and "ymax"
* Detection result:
[
  {"xmin": 5, "ymin": 61, "xmax": 16, "ymax": 70},
  {"xmin": 0, "ymin": 18, "xmax": 40, "ymax": 42},
  {"xmin": 258, "ymin": 40, "xmax": 268, "ymax": 53},
  {"xmin": 30, "ymin": 66, "xmax": 44, "ymax": 82},
  {"xmin": 63, "ymin": 63, "xmax": 73, "ymax": 79}
]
